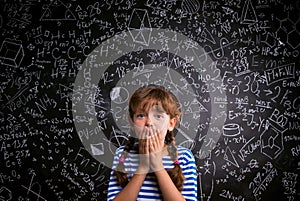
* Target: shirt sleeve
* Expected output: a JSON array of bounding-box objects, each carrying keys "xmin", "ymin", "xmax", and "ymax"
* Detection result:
[
  {"xmin": 180, "ymin": 148, "xmax": 198, "ymax": 201},
  {"xmin": 107, "ymin": 146, "xmax": 124, "ymax": 201}
]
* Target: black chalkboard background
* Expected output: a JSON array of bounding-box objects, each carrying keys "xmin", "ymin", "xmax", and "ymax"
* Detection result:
[{"xmin": 0, "ymin": 0, "xmax": 299, "ymax": 200}]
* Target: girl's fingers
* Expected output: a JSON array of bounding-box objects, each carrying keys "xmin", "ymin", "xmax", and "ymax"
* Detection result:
[
  {"xmin": 149, "ymin": 139, "xmax": 153, "ymax": 152},
  {"xmin": 146, "ymin": 127, "xmax": 152, "ymax": 153},
  {"xmin": 155, "ymin": 129, "xmax": 160, "ymax": 141},
  {"xmin": 143, "ymin": 127, "xmax": 149, "ymax": 139},
  {"xmin": 149, "ymin": 129, "xmax": 160, "ymax": 153},
  {"xmin": 140, "ymin": 126, "xmax": 163, "ymax": 153},
  {"xmin": 149, "ymin": 126, "xmax": 154, "ymax": 137},
  {"xmin": 139, "ymin": 127, "xmax": 149, "ymax": 154}
]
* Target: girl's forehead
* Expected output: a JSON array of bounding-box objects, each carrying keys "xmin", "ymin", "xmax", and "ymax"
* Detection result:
[{"xmin": 136, "ymin": 100, "xmax": 165, "ymax": 112}]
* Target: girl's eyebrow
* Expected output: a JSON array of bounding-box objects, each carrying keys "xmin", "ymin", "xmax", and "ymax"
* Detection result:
[
  {"xmin": 152, "ymin": 104, "xmax": 166, "ymax": 112},
  {"xmin": 135, "ymin": 110, "xmax": 146, "ymax": 114}
]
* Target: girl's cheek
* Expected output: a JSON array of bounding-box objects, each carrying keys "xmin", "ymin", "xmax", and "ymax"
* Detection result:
[
  {"xmin": 133, "ymin": 125, "xmax": 144, "ymax": 138},
  {"xmin": 154, "ymin": 121, "xmax": 168, "ymax": 134},
  {"xmin": 155, "ymin": 126, "xmax": 167, "ymax": 140},
  {"xmin": 133, "ymin": 119, "xmax": 145, "ymax": 127}
]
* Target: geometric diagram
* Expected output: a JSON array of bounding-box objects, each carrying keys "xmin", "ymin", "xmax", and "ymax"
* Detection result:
[
  {"xmin": 222, "ymin": 123, "xmax": 240, "ymax": 137},
  {"xmin": 185, "ymin": 98, "xmax": 208, "ymax": 114},
  {"xmin": 0, "ymin": 186, "xmax": 12, "ymax": 201},
  {"xmin": 21, "ymin": 173, "xmax": 47, "ymax": 201},
  {"xmin": 103, "ymin": 134, "xmax": 129, "ymax": 155},
  {"xmin": 262, "ymin": 32, "xmax": 276, "ymax": 48},
  {"xmin": 128, "ymin": 8, "xmax": 152, "ymax": 46},
  {"xmin": 40, "ymin": 0, "xmax": 76, "ymax": 22},
  {"xmin": 204, "ymin": 38, "xmax": 238, "ymax": 60},
  {"xmin": 198, "ymin": 159, "xmax": 216, "ymax": 201},
  {"xmin": 260, "ymin": 124, "xmax": 284, "ymax": 159},
  {"xmin": 177, "ymin": 127, "xmax": 196, "ymax": 150},
  {"xmin": 240, "ymin": 0, "xmax": 257, "ymax": 24},
  {"xmin": 0, "ymin": 39, "xmax": 24, "ymax": 67},
  {"xmin": 90, "ymin": 142, "xmax": 105, "ymax": 156},
  {"xmin": 58, "ymin": 83, "xmax": 74, "ymax": 99},
  {"xmin": 178, "ymin": 138, "xmax": 196, "ymax": 150},
  {"xmin": 110, "ymin": 87, "xmax": 129, "ymax": 104},
  {"xmin": 287, "ymin": 29, "xmax": 300, "ymax": 49},
  {"xmin": 181, "ymin": 0, "xmax": 201, "ymax": 14},
  {"xmin": 275, "ymin": 16, "xmax": 300, "ymax": 49},
  {"xmin": 201, "ymin": 28, "xmax": 216, "ymax": 44},
  {"xmin": 224, "ymin": 146, "xmax": 239, "ymax": 168}
]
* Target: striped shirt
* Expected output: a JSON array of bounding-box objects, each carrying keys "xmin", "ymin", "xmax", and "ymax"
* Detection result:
[{"xmin": 107, "ymin": 146, "xmax": 198, "ymax": 201}]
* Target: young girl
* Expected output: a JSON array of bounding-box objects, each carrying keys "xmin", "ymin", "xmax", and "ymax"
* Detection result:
[{"xmin": 107, "ymin": 85, "xmax": 198, "ymax": 201}]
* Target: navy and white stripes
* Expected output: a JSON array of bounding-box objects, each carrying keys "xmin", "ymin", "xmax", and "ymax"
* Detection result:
[{"xmin": 107, "ymin": 146, "xmax": 198, "ymax": 201}]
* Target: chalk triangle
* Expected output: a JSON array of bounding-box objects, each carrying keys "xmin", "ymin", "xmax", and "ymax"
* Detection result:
[
  {"xmin": 241, "ymin": 0, "xmax": 257, "ymax": 24},
  {"xmin": 224, "ymin": 146, "xmax": 239, "ymax": 168},
  {"xmin": 91, "ymin": 143, "xmax": 104, "ymax": 156}
]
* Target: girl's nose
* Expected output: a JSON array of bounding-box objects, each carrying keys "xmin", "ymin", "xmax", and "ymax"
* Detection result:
[{"xmin": 145, "ymin": 117, "xmax": 152, "ymax": 127}]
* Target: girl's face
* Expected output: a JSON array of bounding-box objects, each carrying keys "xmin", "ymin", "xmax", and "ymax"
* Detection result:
[{"xmin": 132, "ymin": 104, "xmax": 176, "ymax": 140}]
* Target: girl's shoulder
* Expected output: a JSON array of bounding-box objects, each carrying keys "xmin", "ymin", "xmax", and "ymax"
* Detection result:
[{"xmin": 177, "ymin": 146, "xmax": 195, "ymax": 160}]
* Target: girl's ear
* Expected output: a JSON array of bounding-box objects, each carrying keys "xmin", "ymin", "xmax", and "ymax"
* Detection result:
[{"xmin": 168, "ymin": 118, "xmax": 177, "ymax": 131}]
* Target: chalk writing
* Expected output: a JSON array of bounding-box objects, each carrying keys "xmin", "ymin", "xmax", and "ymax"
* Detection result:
[{"xmin": 0, "ymin": 0, "xmax": 299, "ymax": 200}]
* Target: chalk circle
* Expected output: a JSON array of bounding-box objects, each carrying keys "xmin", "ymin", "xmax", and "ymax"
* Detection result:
[{"xmin": 72, "ymin": 28, "xmax": 227, "ymax": 169}]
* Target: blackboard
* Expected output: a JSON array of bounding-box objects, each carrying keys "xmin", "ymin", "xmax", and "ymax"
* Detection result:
[{"xmin": 0, "ymin": 0, "xmax": 299, "ymax": 200}]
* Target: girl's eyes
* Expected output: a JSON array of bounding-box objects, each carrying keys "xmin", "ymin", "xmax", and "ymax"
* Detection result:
[
  {"xmin": 153, "ymin": 113, "xmax": 166, "ymax": 120},
  {"xmin": 136, "ymin": 113, "xmax": 146, "ymax": 118},
  {"xmin": 155, "ymin": 114, "xmax": 163, "ymax": 119},
  {"xmin": 135, "ymin": 113, "xmax": 165, "ymax": 119}
]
